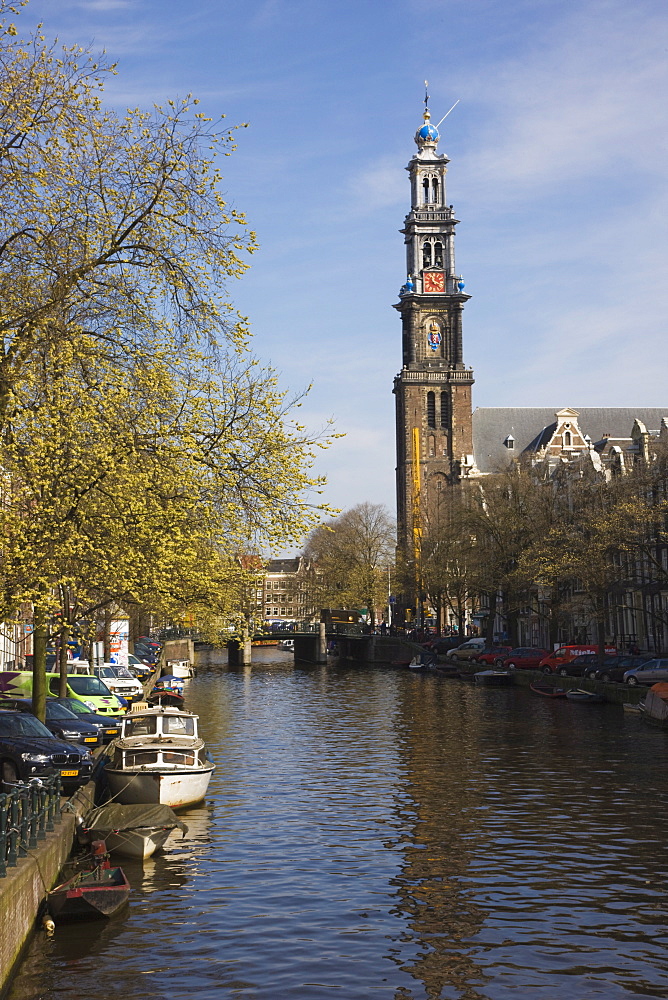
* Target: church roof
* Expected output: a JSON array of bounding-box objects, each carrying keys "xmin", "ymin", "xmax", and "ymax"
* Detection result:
[{"xmin": 472, "ymin": 407, "xmax": 668, "ymax": 473}]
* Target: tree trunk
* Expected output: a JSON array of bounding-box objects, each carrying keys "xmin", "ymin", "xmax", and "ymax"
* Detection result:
[
  {"xmin": 32, "ymin": 608, "xmax": 48, "ymax": 723},
  {"xmin": 596, "ymin": 613, "xmax": 607, "ymax": 666},
  {"xmin": 58, "ymin": 624, "xmax": 70, "ymax": 698},
  {"xmin": 103, "ymin": 605, "xmax": 113, "ymax": 662},
  {"xmin": 484, "ymin": 593, "xmax": 495, "ymax": 644}
]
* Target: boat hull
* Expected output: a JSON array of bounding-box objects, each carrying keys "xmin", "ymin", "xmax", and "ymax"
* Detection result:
[
  {"xmin": 475, "ymin": 670, "xmax": 514, "ymax": 686},
  {"xmin": 49, "ymin": 867, "xmax": 130, "ymax": 920},
  {"xmin": 105, "ymin": 763, "xmax": 214, "ymax": 809},
  {"xmin": 101, "ymin": 827, "xmax": 173, "ymax": 859}
]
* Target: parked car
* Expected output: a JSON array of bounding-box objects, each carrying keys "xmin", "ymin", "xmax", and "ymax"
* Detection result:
[
  {"xmin": 0, "ymin": 669, "xmax": 125, "ymax": 716},
  {"xmin": 446, "ymin": 639, "xmax": 486, "ymax": 662},
  {"xmin": 133, "ymin": 643, "xmax": 159, "ymax": 664},
  {"xmin": 128, "ymin": 652, "xmax": 152, "ymax": 669},
  {"xmin": 473, "ymin": 645, "xmax": 513, "ymax": 666},
  {"xmin": 137, "ymin": 636, "xmax": 162, "ymax": 650},
  {"xmin": 0, "ymin": 708, "xmax": 93, "ymax": 790},
  {"xmin": 49, "ymin": 698, "xmax": 122, "ymax": 743},
  {"xmin": 583, "ymin": 655, "xmax": 653, "ymax": 683},
  {"xmin": 92, "ymin": 665, "xmax": 143, "ymax": 702},
  {"xmin": 552, "ymin": 654, "xmax": 598, "ymax": 678},
  {"xmin": 0, "ymin": 698, "xmax": 101, "ymax": 747},
  {"xmin": 497, "ymin": 647, "xmax": 551, "ymax": 670},
  {"xmin": 624, "ymin": 659, "xmax": 668, "ymax": 686},
  {"xmin": 539, "ymin": 644, "xmax": 617, "ymax": 674},
  {"xmin": 423, "ymin": 637, "xmax": 462, "ymax": 655}
]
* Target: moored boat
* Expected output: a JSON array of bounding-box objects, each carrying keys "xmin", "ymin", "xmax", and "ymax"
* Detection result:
[
  {"xmin": 641, "ymin": 683, "xmax": 668, "ymax": 727},
  {"xmin": 48, "ymin": 840, "xmax": 130, "ymax": 920},
  {"xmin": 80, "ymin": 803, "xmax": 188, "ymax": 859},
  {"xmin": 566, "ymin": 688, "xmax": 605, "ymax": 703},
  {"xmin": 148, "ymin": 675, "xmax": 186, "ymax": 707},
  {"xmin": 147, "ymin": 689, "xmax": 185, "ymax": 708},
  {"xmin": 104, "ymin": 706, "xmax": 215, "ymax": 810},
  {"xmin": 474, "ymin": 670, "xmax": 514, "ymax": 686},
  {"xmin": 164, "ymin": 659, "xmax": 195, "ymax": 679},
  {"xmin": 530, "ymin": 682, "xmax": 567, "ymax": 698}
]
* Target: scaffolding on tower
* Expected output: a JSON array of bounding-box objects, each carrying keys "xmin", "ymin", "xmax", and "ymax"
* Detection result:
[{"xmin": 412, "ymin": 426, "xmax": 423, "ymax": 626}]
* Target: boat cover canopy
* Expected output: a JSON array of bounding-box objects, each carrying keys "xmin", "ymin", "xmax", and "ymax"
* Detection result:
[{"xmin": 83, "ymin": 803, "xmax": 188, "ymax": 835}]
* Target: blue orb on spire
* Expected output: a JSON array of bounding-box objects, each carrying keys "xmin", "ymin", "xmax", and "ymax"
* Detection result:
[{"xmin": 417, "ymin": 122, "xmax": 439, "ymax": 142}]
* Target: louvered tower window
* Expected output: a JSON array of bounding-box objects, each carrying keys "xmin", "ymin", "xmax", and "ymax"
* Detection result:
[{"xmin": 427, "ymin": 392, "xmax": 436, "ymax": 428}]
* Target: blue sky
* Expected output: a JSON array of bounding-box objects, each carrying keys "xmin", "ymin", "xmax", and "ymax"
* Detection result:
[{"xmin": 21, "ymin": 0, "xmax": 668, "ymax": 530}]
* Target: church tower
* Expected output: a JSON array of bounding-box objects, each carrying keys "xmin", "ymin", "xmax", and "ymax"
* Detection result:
[{"xmin": 393, "ymin": 100, "xmax": 475, "ymax": 569}]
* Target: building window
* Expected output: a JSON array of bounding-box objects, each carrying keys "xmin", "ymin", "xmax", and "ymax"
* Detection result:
[
  {"xmin": 433, "ymin": 241, "xmax": 443, "ymax": 267},
  {"xmin": 428, "ymin": 435, "xmax": 435, "ymax": 457},
  {"xmin": 504, "ymin": 435, "xmax": 514, "ymax": 449},
  {"xmin": 440, "ymin": 391, "xmax": 449, "ymax": 428},
  {"xmin": 564, "ymin": 431, "xmax": 572, "ymax": 447},
  {"xmin": 427, "ymin": 391, "xmax": 436, "ymax": 429},
  {"xmin": 432, "ymin": 178, "xmax": 439, "ymax": 203}
]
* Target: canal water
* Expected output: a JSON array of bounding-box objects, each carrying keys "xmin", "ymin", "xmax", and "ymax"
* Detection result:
[{"xmin": 7, "ymin": 650, "xmax": 668, "ymax": 1000}]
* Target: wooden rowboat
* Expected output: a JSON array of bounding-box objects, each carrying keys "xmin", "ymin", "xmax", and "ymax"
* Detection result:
[
  {"xmin": 566, "ymin": 689, "xmax": 605, "ymax": 704},
  {"xmin": 530, "ymin": 683, "xmax": 567, "ymax": 698},
  {"xmin": 48, "ymin": 841, "xmax": 130, "ymax": 921}
]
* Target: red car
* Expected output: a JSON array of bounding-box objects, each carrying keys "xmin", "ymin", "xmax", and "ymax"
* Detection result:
[
  {"xmin": 496, "ymin": 647, "xmax": 551, "ymax": 670},
  {"xmin": 473, "ymin": 645, "xmax": 512, "ymax": 665}
]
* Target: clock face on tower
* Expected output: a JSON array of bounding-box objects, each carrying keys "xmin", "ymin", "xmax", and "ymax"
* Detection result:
[{"xmin": 423, "ymin": 271, "xmax": 445, "ymax": 293}]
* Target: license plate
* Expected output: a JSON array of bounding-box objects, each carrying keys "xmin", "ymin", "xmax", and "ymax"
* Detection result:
[
  {"xmin": 84, "ymin": 737, "xmax": 97, "ymax": 743},
  {"xmin": 60, "ymin": 769, "xmax": 79, "ymax": 777},
  {"xmin": 105, "ymin": 729, "xmax": 118, "ymax": 735}
]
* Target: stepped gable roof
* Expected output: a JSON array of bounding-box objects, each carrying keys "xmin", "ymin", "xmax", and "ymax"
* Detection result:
[{"xmin": 472, "ymin": 407, "xmax": 668, "ymax": 474}]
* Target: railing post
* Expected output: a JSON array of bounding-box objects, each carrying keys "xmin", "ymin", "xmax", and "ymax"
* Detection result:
[
  {"xmin": 0, "ymin": 793, "xmax": 6, "ymax": 877},
  {"xmin": 18, "ymin": 787, "xmax": 29, "ymax": 857},
  {"xmin": 28, "ymin": 782, "xmax": 39, "ymax": 849},
  {"xmin": 37, "ymin": 783, "xmax": 48, "ymax": 839},
  {"xmin": 7, "ymin": 789, "xmax": 19, "ymax": 867}
]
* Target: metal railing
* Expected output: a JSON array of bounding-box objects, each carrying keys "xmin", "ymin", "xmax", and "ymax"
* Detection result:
[{"xmin": 0, "ymin": 776, "xmax": 61, "ymax": 877}]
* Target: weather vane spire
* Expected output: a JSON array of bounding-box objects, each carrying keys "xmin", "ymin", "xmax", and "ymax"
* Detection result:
[{"xmin": 424, "ymin": 80, "xmax": 430, "ymax": 119}]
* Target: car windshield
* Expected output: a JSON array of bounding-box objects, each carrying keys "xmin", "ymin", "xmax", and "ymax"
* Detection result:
[
  {"xmin": 0, "ymin": 714, "xmax": 53, "ymax": 737},
  {"xmin": 96, "ymin": 667, "xmax": 115, "ymax": 678},
  {"xmin": 67, "ymin": 676, "xmax": 112, "ymax": 696},
  {"xmin": 45, "ymin": 703, "xmax": 79, "ymax": 720},
  {"xmin": 113, "ymin": 666, "xmax": 134, "ymax": 678},
  {"xmin": 57, "ymin": 699, "xmax": 89, "ymax": 717}
]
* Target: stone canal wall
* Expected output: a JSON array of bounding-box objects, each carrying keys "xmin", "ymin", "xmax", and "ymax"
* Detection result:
[{"xmin": 0, "ymin": 783, "xmax": 94, "ymax": 993}]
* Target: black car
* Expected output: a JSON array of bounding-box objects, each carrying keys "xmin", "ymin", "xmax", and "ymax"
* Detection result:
[
  {"xmin": 1, "ymin": 698, "xmax": 101, "ymax": 747},
  {"xmin": 0, "ymin": 709, "xmax": 93, "ymax": 791},
  {"xmin": 583, "ymin": 655, "xmax": 653, "ymax": 683},
  {"xmin": 133, "ymin": 644, "xmax": 159, "ymax": 664},
  {"xmin": 554, "ymin": 654, "xmax": 598, "ymax": 677},
  {"xmin": 50, "ymin": 697, "xmax": 122, "ymax": 744}
]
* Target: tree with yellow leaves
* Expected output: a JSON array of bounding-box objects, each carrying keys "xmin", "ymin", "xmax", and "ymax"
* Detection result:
[{"xmin": 0, "ymin": 3, "xmax": 335, "ymax": 717}]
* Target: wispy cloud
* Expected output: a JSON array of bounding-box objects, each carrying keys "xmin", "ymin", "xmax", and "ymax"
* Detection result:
[{"xmin": 455, "ymin": 2, "xmax": 668, "ymax": 200}]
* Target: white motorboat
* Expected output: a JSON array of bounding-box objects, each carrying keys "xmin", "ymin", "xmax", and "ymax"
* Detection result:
[
  {"xmin": 80, "ymin": 802, "xmax": 188, "ymax": 859},
  {"xmin": 104, "ymin": 707, "xmax": 215, "ymax": 809},
  {"xmin": 164, "ymin": 659, "xmax": 195, "ymax": 679}
]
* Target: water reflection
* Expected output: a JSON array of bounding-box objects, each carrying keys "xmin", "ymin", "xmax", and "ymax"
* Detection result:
[{"xmin": 7, "ymin": 656, "xmax": 668, "ymax": 999}]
